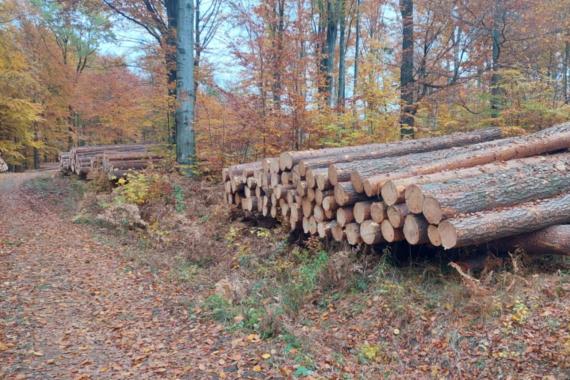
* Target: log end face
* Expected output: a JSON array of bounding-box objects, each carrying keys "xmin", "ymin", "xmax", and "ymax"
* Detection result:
[
  {"xmin": 381, "ymin": 181, "xmax": 399, "ymax": 206},
  {"xmin": 381, "ymin": 220, "xmax": 396, "ymax": 242},
  {"xmin": 403, "ymin": 215, "xmax": 423, "ymax": 245},
  {"xmin": 387, "ymin": 206, "xmax": 403, "ymax": 228},
  {"xmin": 405, "ymin": 184, "xmax": 424, "ymax": 214},
  {"xmin": 423, "ymin": 197, "xmax": 443, "ymax": 225},
  {"xmin": 334, "ymin": 185, "xmax": 348, "ymax": 206},
  {"xmin": 370, "ymin": 202, "xmax": 387, "ymax": 223},
  {"xmin": 363, "ymin": 179, "xmax": 377, "ymax": 197},
  {"xmin": 439, "ymin": 221, "xmax": 457, "ymax": 249},
  {"xmin": 279, "ymin": 152, "xmax": 292, "ymax": 171},
  {"xmin": 350, "ymin": 171, "xmax": 364, "ymax": 193},
  {"xmin": 427, "ymin": 225, "xmax": 442, "ymax": 247},
  {"xmin": 328, "ymin": 166, "xmax": 339, "ymax": 186},
  {"xmin": 360, "ymin": 221, "xmax": 383, "ymax": 245}
]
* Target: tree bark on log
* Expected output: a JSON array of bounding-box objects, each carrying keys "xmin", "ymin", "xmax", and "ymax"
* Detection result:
[
  {"xmin": 362, "ymin": 122, "xmax": 570, "ymax": 196},
  {"xmin": 408, "ymin": 157, "xmax": 570, "ymax": 223},
  {"xmin": 381, "ymin": 154, "xmax": 565, "ymax": 206},
  {"xmin": 334, "ymin": 182, "xmax": 369, "ymax": 207},
  {"xmin": 495, "ymin": 225, "xmax": 570, "ymax": 256},
  {"xmin": 438, "ymin": 193, "xmax": 570, "ymax": 249},
  {"xmin": 296, "ymin": 127, "xmax": 501, "ymax": 174}
]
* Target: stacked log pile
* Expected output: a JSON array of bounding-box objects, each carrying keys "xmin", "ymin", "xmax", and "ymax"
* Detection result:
[
  {"xmin": 223, "ymin": 123, "xmax": 570, "ymax": 252},
  {"xmin": 60, "ymin": 144, "xmax": 161, "ymax": 178}
]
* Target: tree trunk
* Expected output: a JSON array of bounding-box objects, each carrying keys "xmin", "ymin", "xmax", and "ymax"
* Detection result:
[
  {"xmin": 360, "ymin": 220, "xmax": 384, "ymax": 245},
  {"xmin": 281, "ymin": 127, "xmax": 501, "ymax": 171},
  {"xmin": 562, "ymin": 39, "xmax": 570, "ymax": 104},
  {"xmin": 352, "ymin": 0, "xmax": 361, "ymax": 117},
  {"xmin": 337, "ymin": 0, "xmax": 346, "ymax": 111},
  {"xmin": 323, "ymin": 127, "xmax": 502, "ymax": 184},
  {"xmin": 416, "ymin": 156, "xmax": 570, "ymax": 224},
  {"xmin": 176, "ymin": 0, "xmax": 196, "ymax": 169},
  {"xmin": 362, "ymin": 122, "xmax": 570, "ymax": 197},
  {"xmin": 166, "ymin": 0, "xmax": 178, "ymax": 144},
  {"xmin": 399, "ymin": 0, "xmax": 415, "ymax": 139},
  {"xmin": 490, "ymin": 0, "xmax": 505, "ymax": 117},
  {"xmin": 496, "ymin": 225, "xmax": 570, "ymax": 256},
  {"xmin": 381, "ymin": 154, "xmax": 565, "ymax": 206},
  {"xmin": 439, "ymin": 193, "xmax": 570, "ymax": 249}
]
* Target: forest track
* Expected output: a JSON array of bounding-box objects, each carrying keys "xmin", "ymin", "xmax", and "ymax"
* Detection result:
[{"xmin": 0, "ymin": 171, "xmax": 223, "ymax": 379}]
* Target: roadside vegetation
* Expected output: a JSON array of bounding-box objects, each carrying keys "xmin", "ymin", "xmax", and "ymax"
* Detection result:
[{"xmin": 21, "ymin": 171, "xmax": 570, "ymax": 378}]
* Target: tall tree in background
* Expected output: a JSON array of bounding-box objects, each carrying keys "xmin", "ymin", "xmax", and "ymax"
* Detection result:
[
  {"xmin": 175, "ymin": 0, "xmax": 196, "ymax": 167},
  {"xmin": 399, "ymin": 0, "xmax": 415, "ymax": 139}
]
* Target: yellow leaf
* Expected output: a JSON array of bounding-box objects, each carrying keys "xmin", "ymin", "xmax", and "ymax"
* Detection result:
[
  {"xmin": 261, "ymin": 353, "xmax": 271, "ymax": 360},
  {"xmin": 253, "ymin": 365, "xmax": 262, "ymax": 372}
]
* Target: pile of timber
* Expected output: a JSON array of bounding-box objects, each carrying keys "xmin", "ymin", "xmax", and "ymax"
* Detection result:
[
  {"xmin": 222, "ymin": 122, "xmax": 570, "ymax": 252},
  {"xmin": 60, "ymin": 144, "xmax": 161, "ymax": 177},
  {"xmin": 59, "ymin": 152, "xmax": 71, "ymax": 174}
]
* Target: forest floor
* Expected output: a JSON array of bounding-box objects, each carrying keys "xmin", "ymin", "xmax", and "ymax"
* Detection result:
[{"xmin": 0, "ymin": 170, "xmax": 569, "ymax": 379}]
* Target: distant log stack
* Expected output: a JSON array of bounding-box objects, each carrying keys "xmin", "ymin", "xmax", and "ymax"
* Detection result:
[
  {"xmin": 59, "ymin": 144, "xmax": 162, "ymax": 178},
  {"xmin": 222, "ymin": 123, "xmax": 570, "ymax": 254}
]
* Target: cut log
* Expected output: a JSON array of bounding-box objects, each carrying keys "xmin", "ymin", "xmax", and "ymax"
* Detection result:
[
  {"xmin": 495, "ymin": 225, "xmax": 570, "ymax": 256},
  {"xmin": 381, "ymin": 220, "xmax": 405, "ymax": 243},
  {"xmin": 354, "ymin": 201, "xmax": 373, "ymax": 224},
  {"xmin": 307, "ymin": 187, "xmax": 316, "ymax": 202},
  {"xmin": 309, "ymin": 216, "xmax": 318, "ymax": 235},
  {"xmin": 270, "ymin": 205, "xmax": 278, "ymax": 218},
  {"xmin": 362, "ymin": 122, "xmax": 570, "ymax": 196},
  {"xmin": 302, "ymin": 198, "xmax": 314, "ymax": 217},
  {"xmin": 322, "ymin": 196, "xmax": 338, "ymax": 212},
  {"xmin": 297, "ymin": 181, "xmax": 308, "ymax": 197},
  {"xmin": 411, "ymin": 158, "xmax": 570, "ymax": 223},
  {"xmin": 315, "ymin": 189, "xmax": 334, "ymax": 206},
  {"xmin": 318, "ymin": 221, "xmax": 336, "ymax": 239},
  {"xmin": 281, "ymin": 171, "xmax": 290, "ymax": 185},
  {"xmin": 300, "ymin": 127, "xmax": 502, "ymax": 175},
  {"xmin": 345, "ymin": 223, "xmax": 363, "ymax": 245},
  {"xmin": 370, "ymin": 202, "xmax": 387, "ymax": 223},
  {"xmin": 439, "ymin": 193, "xmax": 570, "ymax": 249},
  {"xmin": 337, "ymin": 207, "xmax": 355, "ymax": 227},
  {"xmin": 306, "ymin": 167, "xmax": 328, "ymax": 188},
  {"xmin": 334, "ymin": 182, "xmax": 369, "ymax": 207},
  {"xmin": 427, "ymin": 225, "xmax": 441, "ymax": 247},
  {"xmin": 400, "ymin": 154, "xmax": 569, "ymax": 211},
  {"xmin": 387, "ymin": 204, "xmax": 409, "ymax": 228},
  {"xmin": 313, "ymin": 205, "xmax": 326, "ymax": 222},
  {"xmin": 403, "ymin": 215, "xmax": 429, "ymax": 245},
  {"xmin": 331, "ymin": 223, "xmax": 346, "ymax": 242},
  {"xmin": 360, "ymin": 220, "xmax": 384, "ymax": 245},
  {"xmin": 302, "ymin": 217, "xmax": 311, "ymax": 234}
]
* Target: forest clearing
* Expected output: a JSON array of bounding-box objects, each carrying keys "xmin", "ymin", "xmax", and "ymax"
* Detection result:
[{"xmin": 1, "ymin": 0, "xmax": 570, "ymax": 378}]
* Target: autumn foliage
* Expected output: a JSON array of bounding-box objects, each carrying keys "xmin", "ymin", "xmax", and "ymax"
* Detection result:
[{"xmin": 1, "ymin": 0, "xmax": 569, "ymax": 174}]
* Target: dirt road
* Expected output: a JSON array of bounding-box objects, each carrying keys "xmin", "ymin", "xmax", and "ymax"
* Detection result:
[{"xmin": 0, "ymin": 171, "xmax": 232, "ymax": 379}]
